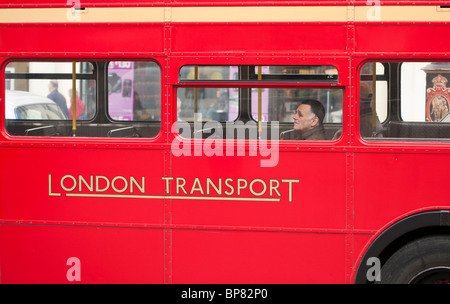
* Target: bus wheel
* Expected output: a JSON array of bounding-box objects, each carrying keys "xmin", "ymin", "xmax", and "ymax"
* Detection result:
[{"xmin": 380, "ymin": 235, "xmax": 450, "ymax": 284}]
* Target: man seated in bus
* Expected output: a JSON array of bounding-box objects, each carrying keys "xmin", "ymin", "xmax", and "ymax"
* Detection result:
[{"xmin": 289, "ymin": 99, "xmax": 326, "ymax": 140}]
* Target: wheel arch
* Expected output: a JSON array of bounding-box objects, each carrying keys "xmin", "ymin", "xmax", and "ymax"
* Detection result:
[{"xmin": 353, "ymin": 209, "xmax": 450, "ymax": 284}]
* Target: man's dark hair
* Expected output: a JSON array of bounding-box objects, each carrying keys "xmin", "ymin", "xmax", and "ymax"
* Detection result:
[
  {"xmin": 300, "ymin": 99, "xmax": 325, "ymax": 124},
  {"xmin": 49, "ymin": 80, "xmax": 59, "ymax": 90}
]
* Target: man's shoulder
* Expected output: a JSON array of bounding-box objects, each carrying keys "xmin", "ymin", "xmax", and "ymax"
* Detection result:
[
  {"xmin": 48, "ymin": 90, "xmax": 65, "ymax": 100},
  {"xmin": 303, "ymin": 126, "xmax": 326, "ymax": 140}
]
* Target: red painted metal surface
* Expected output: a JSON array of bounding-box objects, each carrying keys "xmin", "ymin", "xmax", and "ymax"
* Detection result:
[
  {"xmin": 0, "ymin": 24, "xmax": 165, "ymax": 55},
  {"xmin": 171, "ymin": 23, "xmax": 348, "ymax": 54},
  {"xmin": 0, "ymin": 224, "xmax": 165, "ymax": 283},
  {"xmin": 0, "ymin": 1, "xmax": 449, "ymax": 284}
]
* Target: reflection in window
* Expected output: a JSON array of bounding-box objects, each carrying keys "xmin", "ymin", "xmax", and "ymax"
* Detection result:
[
  {"xmin": 273, "ymin": 88, "xmax": 343, "ymax": 141},
  {"xmin": 5, "ymin": 61, "xmax": 96, "ymax": 121},
  {"xmin": 360, "ymin": 61, "xmax": 450, "ymax": 141},
  {"xmin": 179, "ymin": 65, "xmax": 235, "ymax": 81},
  {"xmin": 177, "ymin": 65, "xmax": 342, "ymax": 141},
  {"xmin": 177, "ymin": 87, "xmax": 343, "ymax": 141},
  {"xmin": 5, "ymin": 61, "xmax": 162, "ymax": 138},
  {"xmin": 400, "ymin": 62, "xmax": 449, "ymax": 122},
  {"xmin": 179, "ymin": 65, "xmax": 338, "ymax": 83},
  {"xmin": 107, "ymin": 61, "xmax": 161, "ymax": 121},
  {"xmin": 251, "ymin": 88, "xmax": 343, "ymax": 124},
  {"xmin": 360, "ymin": 62, "xmax": 387, "ymax": 123},
  {"xmin": 177, "ymin": 87, "xmax": 238, "ymax": 122},
  {"xmin": 7, "ymin": 90, "xmax": 66, "ymax": 120}
]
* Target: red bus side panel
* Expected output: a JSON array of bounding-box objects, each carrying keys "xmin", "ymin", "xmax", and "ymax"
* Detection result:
[
  {"xmin": 354, "ymin": 152, "xmax": 449, "ymax": 230},
  {"xmin": 0, "ymin": 224, "xmax": 165, "ymax": 283},
  {"xmin": 355, "ymin": 24, "xmax": 450, "ymax": 54},
  {"xmin": 0, "ymin": 25, "xmax": 165, "ymax": 55},
  {"xmin": 171, "ymin": 23, "xmax": 348, "ymax": 54},
  {"xmin": 172, "ymin": 229, "xmax": 346, "ymax": 283}
]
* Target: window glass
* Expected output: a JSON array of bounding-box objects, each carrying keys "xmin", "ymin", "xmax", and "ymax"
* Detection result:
[
  {"xmin": 14, "ymin": 102, "xmax": 66, "ymax": 120},
  {"xmin": 179, "ymin": 65, "xmax": 338, "ymax": 83},
  {"xmin": 177, "ymin": 87, "xmax": 343, "ymax": 141},
  {"xmin": 107, "ymin": 61, "xmax": 161, "ymax": 121},
  {"xmin": 360, "ymin": 62, "xmax": 388, "ymax": 123},
  {"xmin": 5, "ymin": 61, "xmax": 95, "ymax": 122},
  {"xmin": 5, "ymin": 61, "xmax": 161, "ymax": 138},
  {"xmin": 251, "ymin": 88, "xmax": 343, "ymax": 124},
  {"xmin": 177, "ymin": 87, "xmax": 343, "ymax": 125},
  {"xmin": 253, "ymin": 65, "xmax": 338, "ymax": 82},
  {"xmin": 177, "ymin": 65, "xmax": 342, "ymax": 141},
  {"xmin": 400, "ymin": 62, "xmax": 446, "ymax": 122},
  {"xmin": 179, "ymin": 65, "xmax": 237, "ymax": 81},
  {"xmin": 360, "ymin": 61, "xmax": 450, "ymax": 141},
  {"xmin": 402, "ymin": 62, "xmax": 450, "ymax": 125},
  {"xmin": 358, "ymin": 62, "xmax": 388, "ymax": 138},
  {"xmin": 177, "ymin": 87, "xmax": 238, "ymax": 122}
]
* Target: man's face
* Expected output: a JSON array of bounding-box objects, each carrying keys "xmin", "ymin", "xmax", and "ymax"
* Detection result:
[{"xmin": 293, "ymin": 104, "xmax": 317, "ymax": 131}]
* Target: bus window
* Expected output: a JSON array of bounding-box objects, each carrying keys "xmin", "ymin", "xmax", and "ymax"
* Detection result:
[
  {"xmin": 5, "ymin": 61, "xmax": 95, "ymax": 121},
  {"xmin": 179, "ymin": 65, "xmax": 238, "ymax": 82},
  {"xmin": 358, "ymin": 62, "xmax": 387, "ymax": 138},
  {"xmin": 251, "ymin": 88, "xmax": 343, "ymax": 140},
  {"xmin": 177, "ymin": 87, "xmax": 238, "ymax": 123},
  {"xmin": 179, "ymin": 65, "xmax": 338, "ymax": 83},
  {"xmin": 177, "ymin": 65, "xmax": 342, "ymax": 140},
  {"xmin": 360, "ymin": 61, "xmax": 450, "ymax": 141},
  {"xmin": 401, "ymin": 62, "xmax": 450, "ymax": 123},
  {"xmin": 247, "ymin": 66, "xmax": 343, "ymax": 140},
  {"xmin": 4, "ymin": 60, "xmax": 162, "ymax": 138},
  {"xmin": 107, "ymin": 61, "xmax": 161, "ymax": 121},
  {"xmin": 178, "ymin": 66, "xmax": 239, "ymax": 123},
  {"xmin": 251, "ymin": 65, "xmax": 338, "ymax": 83},
  {"xmin": 251, "ymin": 87, "xmax": 343, "ymax": 135},
  {"xmin": 4, "ymin": 61, "xmax": 96, "ymax": 136}
]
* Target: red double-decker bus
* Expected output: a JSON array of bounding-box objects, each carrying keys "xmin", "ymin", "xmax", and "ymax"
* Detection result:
[{"xmin": 1, "ymin": 0, "xmax": 450, "ymax": 284}]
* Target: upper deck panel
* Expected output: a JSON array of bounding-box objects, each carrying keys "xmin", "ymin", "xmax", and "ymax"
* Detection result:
[{"xmin": 170, "ymin": 23, "xmax": 348, "ymax": 54}]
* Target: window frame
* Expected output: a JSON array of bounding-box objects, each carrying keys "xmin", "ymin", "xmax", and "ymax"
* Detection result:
[
  {"xmin": 176, "ymin": 64, "xmax": 344, "ymax": 142},
  {"xmin": 358, "ymin": 59, "xmax": 450, "ymax": 143},
  {"xmin": 3, "ymin": 59, "xmax": 163, "ymax": 139}
]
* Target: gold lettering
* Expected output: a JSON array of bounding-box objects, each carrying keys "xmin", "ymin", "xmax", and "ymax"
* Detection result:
[
  {"xmin": 130, "ymin": 176, "xmax": 145, "ymax": 193},
  {"xmin": 48, "ymin": 174, "xmax": 61, "ymax": 196},
  {"xmin": 61, "ymin": 175, "xmax": 76, "ymax": 192},
  {"xmin": 79, "ymin": 175, "xmax": 93, "ymax": 192},
  {"xmin": 112, "ymin": 176, "xmax": 128, "ymax": 193},
  {"xmin": 237, "ymin": 178, "xmax": 247, "ymax": 195},
  {"xmin": 269, "ymin": 179, "xmax": 280, "ymax": 197},
  {"xmin": 190, "ymin": 178, "xmax": 204, "ymax": 195},
  {"xmin": 161, "ymin": 177, "xmax": 173, "ymax": 194},
  {"xmin": 176, "ymin": 177, "xmax": 187, "ymax": 194},
  {"xmin": 224, "ymin": 178, "xmax": 234, "ymax": 195},
  {"xmin": 96, "ymin": 176, "xmax": 110, "ymax": 192},
  {"xmin": 249, "ymin": 179, "xmax": 266, "ymax": 196},
  {"xmin": 206, "ymin": 178, "xmax": 222, "ymax": 195},
  {"xmin": 281, "ymin": 179, "xmax": 300, "ymax": 202},
  {"xmin": 50, "ymin": 174, "xmax": 298, "ymax": 203}
]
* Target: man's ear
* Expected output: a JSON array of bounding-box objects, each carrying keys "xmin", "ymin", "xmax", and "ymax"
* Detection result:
[{"xmin": 311, "ymin": 116, "xmax": 319, "ymax": 127}]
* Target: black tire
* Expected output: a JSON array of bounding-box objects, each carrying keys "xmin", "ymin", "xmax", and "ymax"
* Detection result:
[{"xmin": 379, "ymin": 235, "xmax": 450, "ymax": 284}]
